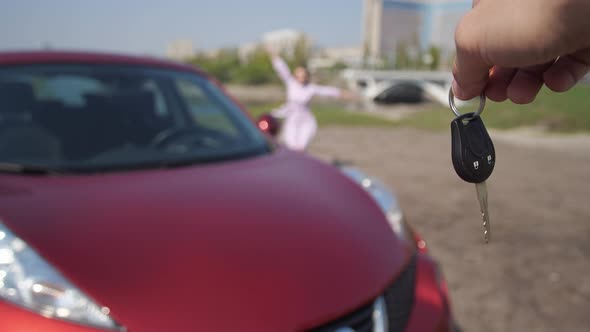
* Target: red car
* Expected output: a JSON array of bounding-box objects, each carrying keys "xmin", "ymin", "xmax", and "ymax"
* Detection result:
[{"xmin": 0, "ymin": 51, "xmax": 453, "ymax": 332}]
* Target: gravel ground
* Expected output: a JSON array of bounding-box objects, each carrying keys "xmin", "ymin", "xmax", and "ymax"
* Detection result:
[{"xmin": 309, "ymin": 127, "xmax": 590, "ymax": 332}]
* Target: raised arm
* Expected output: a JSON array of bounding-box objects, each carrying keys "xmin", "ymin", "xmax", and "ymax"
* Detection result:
[{"xmin": 266, "ymin": 47, "xmax": 293, "ymax": 83}]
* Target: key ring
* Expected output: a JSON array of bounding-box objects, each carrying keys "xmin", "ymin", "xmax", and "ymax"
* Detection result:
[{"xmin": 449, "ymin": 87, "xmax": 486, "ymax": 118}]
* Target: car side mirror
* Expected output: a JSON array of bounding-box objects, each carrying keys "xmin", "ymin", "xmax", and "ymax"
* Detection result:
[{"xmin": 256, "ymin": 113, "xmax": 280, "ymax": 137}]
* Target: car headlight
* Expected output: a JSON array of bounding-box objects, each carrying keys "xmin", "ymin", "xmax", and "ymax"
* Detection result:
[
  {"xmin": 339, "ymin": 167, "xmax": 412, "ymax": 242},
  {"xmin": 0, "ymin": 221, "xmax": 122, "ymax": 330}
]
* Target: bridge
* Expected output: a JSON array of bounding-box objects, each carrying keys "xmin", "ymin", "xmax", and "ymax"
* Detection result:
[
  {"xmin": 342, "ymin": 69, "xmax": 590, "ymax": 107},
  {"xmin": 341, "ymin": 69, "xmax": 464, "ymax": 106}
]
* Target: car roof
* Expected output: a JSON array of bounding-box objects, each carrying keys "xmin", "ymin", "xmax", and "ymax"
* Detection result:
[{"xmin": 0, "ymin": 50, "xmax": 206, "ymax": 75}]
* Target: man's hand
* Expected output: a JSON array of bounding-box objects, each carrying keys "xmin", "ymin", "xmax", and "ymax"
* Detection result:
[{"xmin": 453, "ymin": 0, "xmax": 590, "ymax": 104}]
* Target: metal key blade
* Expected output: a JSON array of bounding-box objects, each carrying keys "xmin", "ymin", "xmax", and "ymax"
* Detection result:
[{"xmin": 475, "ymin": 181, "xmax": 491, "ymax": 243}]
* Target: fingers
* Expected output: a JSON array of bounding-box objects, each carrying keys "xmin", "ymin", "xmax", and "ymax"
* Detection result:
[
  {"xmin": 506, "ymin": 62, "xmax": 554, "ymax": 104},
  {"xmin": 485, "ymin": 66, "xmax": 517, "ymax": 102},
  {"xmin": 483, "ymin": 53, "xmax": 588, "ymax": 104},
  {"xmin": 544, "ymin": 49, "xmax": 590, "ymax": 92},
  {"xmin": 485, "ymin": 62, "xmax": 553, "ymax": 104}
]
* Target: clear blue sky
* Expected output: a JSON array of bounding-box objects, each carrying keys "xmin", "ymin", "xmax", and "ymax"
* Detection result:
[{"xmin": 0, "ymin": 0, "xmax": 362, "ymax": 55}]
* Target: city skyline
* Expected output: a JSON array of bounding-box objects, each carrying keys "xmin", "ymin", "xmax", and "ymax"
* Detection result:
[
  {"xmin": 0, "ymin": 0, "xmax": 362, "ymax": 55},
  {"xmin": 365, "ymin": 0, "xmax": 471, "ymax": 61}
]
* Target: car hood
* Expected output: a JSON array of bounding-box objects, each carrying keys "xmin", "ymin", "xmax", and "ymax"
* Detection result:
[{"xmin": 0, "ymin": 149, "xmax": 411, "ymax": 332}]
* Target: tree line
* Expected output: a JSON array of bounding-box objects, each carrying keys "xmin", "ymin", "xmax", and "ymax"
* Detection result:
[
  {"xmin": 188, "ymin": 37, "xmax": 312, "ymax": 85},
  {"xmin": 187, "ymin": 39, "xmax": 447, "ymax": 85}
]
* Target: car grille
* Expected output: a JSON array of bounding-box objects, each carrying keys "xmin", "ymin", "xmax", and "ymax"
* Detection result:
[
  {"xmin": 383, "ymin": 254, "xmax": 417, "ymax": 332},
  {"xmin": 310, "ymin": 254, "xmax": 417, "ymax": 332},
  {"xmin": 311, "ymin": 301, "xmax": 375, "ymax": 332}
]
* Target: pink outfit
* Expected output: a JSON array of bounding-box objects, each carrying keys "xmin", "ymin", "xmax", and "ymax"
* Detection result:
[{"xmin": 271, "ymin": 57, "xmax": 341, "ymax": 150}]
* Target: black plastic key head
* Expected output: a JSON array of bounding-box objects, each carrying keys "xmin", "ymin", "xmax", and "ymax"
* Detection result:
[{"xmin": 451, "ymin": 113, "xmax": 495, "ymax": 183}]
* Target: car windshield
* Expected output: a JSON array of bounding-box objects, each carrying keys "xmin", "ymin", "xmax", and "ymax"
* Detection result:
[{"xmin": 0, "ymin": 64, "xmax": 270, "ymax": 173}]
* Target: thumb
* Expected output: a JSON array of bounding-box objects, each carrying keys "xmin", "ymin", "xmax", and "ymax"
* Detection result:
[{"xmin": 452, "ymin": 8, "xmax": 491, "ymax": 100}]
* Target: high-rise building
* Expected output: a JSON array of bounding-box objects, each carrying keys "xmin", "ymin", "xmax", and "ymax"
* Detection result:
[{"xmin": 363, "ymin": 0, "xmax": 470, "ymax": 62}]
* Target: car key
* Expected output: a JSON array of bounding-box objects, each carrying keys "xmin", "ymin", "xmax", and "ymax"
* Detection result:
[{"xmin": 449, "ymin": 89, "xmax": 495, "ymax": 243}]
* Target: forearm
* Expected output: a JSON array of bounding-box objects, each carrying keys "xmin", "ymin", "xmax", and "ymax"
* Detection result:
[
  {"xmin": 312, "ymin": 85, "xmax": 341, "ymax": 98},
  {"xmin": 271, "ymin": 56, "xmax": 292, "ymax": 82}
]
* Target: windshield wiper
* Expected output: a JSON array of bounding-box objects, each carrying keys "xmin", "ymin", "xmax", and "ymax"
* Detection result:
[{"xmin": 0, "ymin": 162, "xmax": 59, "ymax": 175}]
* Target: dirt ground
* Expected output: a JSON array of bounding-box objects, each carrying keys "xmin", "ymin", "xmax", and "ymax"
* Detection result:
[{"xmin": 309, "ymin": 127, "xmax": 590, "ymax": 332}]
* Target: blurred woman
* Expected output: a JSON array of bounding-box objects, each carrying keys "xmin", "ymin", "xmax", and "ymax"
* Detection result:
[{"xmin": 267, "ymin": 48, "xmax": 354, "ymax": 151}]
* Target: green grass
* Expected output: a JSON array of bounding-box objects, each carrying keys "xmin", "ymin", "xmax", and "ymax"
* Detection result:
[
  {"xmin": 243, "ymin": 85, "xmax": 590, "ymax": 132},
  {"xmin": 246, "ymin": 103, "xmax": 398, "ymax": 127},
  {"xmin": 397, "ymin": 85, "xmax": 590, "ymax": 133}
]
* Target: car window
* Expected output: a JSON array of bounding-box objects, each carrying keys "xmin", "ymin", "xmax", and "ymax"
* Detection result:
[
  {"xmin": 142, "ymin": 80, "xmax": 169, "ymax": 117},
  {"xmin": 35, "ymin": 76, "xmax": 104, "ymax": 107},
  {"xmin": 175, "ymin": 78, "xmax": 239, "ymax": 136},
  {"xmin": 0, "ymin": 64, "xmax": 269, "ymax": 173}
]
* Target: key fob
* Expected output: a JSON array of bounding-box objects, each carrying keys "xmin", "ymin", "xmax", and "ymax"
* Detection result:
[{"xmin": 451, "ymin": 113, "xmax": 495, "ymax": 183}]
